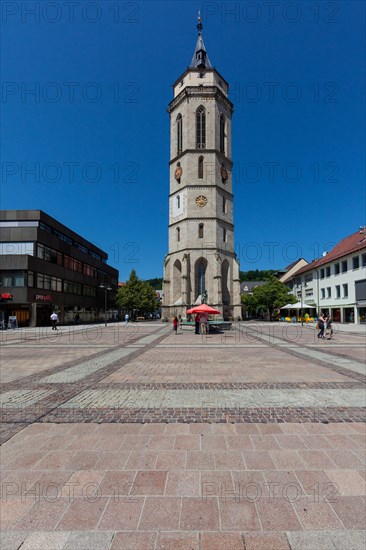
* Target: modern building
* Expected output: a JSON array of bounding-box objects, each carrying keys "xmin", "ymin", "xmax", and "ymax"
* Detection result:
[
  {"xmin": 0, "ymin": 210, "xmax": 119, "ymax": 327},
  {"xmin": 289, "ymin": 228, "xmax": 366, "ymax": 324},
  {"xmin": 162, "ymin": 17, "xmax": 241, "ymax": 320}
]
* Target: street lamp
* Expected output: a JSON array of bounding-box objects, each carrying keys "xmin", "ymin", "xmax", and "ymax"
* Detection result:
[
  {"xmin": 300, "ymin": 281, "xmax": 307, "ymax": 326},
  {"xmin": 99, "ymin": 283, "xmax": 112, "ymax": 327}
]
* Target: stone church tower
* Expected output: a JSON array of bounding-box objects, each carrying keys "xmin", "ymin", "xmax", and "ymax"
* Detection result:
[{"xmin": 162, "ymin": 17, "xmax": 241, "ymax": 321}]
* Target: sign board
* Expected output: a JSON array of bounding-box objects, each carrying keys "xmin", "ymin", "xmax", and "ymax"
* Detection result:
[{"xmin": 35, "ymin": 294, "xmax": 52, "ymax": 301}]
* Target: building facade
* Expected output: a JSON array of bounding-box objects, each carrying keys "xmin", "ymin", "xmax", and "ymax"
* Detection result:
[
  {"xmin": 162, "ymin": 18, "xmax": 241, "ymax": 320},
  {"xmin": 0, "ymin": 210, "xmax": 119, "ymax": 327},
  {"xmin": 289, "ymin": 229, "xmax": 366, "ymax": 324}
]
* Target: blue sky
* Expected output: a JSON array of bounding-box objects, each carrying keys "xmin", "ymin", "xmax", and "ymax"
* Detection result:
[{"xmin": 1, "ymin": 0, "xmax": 365, "ymax": 281}]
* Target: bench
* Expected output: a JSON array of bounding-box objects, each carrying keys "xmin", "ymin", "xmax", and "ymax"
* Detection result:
[{"xmin": 136, "ymin": 317, "xmax": 145, "ymax": 321}]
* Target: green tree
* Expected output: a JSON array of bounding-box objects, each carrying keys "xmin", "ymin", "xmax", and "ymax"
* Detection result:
[
  {"xmin": 145, "ymin": 277, "xmax": 163, "ymax": 290},
  {"xmin": 242, "ymin": 276, "xmax": 296, "ymax": 319},
  {"xmin": 239, "ymin": 269, "xmax": 277, "ymax": 282},
  {"xmin": 116, "ymin": 270, "xmax": 158, "ymax": 317}
]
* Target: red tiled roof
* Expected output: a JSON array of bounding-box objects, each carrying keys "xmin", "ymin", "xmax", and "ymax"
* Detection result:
[
  {"xmin": 284, "ymin": 258, "xmax": 306, "ymax": 271},
  {"xmin": 294, "ymin": 230, "xmax": 366, "ymax": 276}
]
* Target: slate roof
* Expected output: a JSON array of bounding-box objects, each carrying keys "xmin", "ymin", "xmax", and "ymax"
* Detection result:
[
  {"xmin": 190, "ymin": 34, "xmax": 212, "ymax": 69},
  {"xmin": 240, "ymin": 281, "xmax": 267, "ymax": 293}
]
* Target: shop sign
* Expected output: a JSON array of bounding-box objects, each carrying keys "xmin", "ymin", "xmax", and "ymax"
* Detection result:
[
  {"xmin": 0, "ymin": 293, "xmax": 13, "ymax": 301},
  {"xmin": 35, "ymin": 294, "xmax": 52, "ymax": 302}
]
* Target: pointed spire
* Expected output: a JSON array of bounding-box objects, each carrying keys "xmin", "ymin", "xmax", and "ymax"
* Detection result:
[
  {"xmin": 197, "ymin": 10, "xmax": 203, "ymax": 34},
  {"xmin": 190, "ymin": 11, "xmax": 212, "ymax": 70}
]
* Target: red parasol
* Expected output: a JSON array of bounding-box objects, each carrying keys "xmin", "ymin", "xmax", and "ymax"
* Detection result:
[{"xmin": 186, "ymin": 304, "xmax": 221, "ymax": 315}]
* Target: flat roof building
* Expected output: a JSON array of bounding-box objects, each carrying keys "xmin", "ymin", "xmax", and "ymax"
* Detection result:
[{"xmin": 0, "ymin": 210, "xmax": 119, "ymax": 327}]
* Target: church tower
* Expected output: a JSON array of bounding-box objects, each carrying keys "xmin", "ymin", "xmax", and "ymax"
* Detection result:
[{"xmin": 162, "ymin": 16, "xmax": 241, "ymax": 320}]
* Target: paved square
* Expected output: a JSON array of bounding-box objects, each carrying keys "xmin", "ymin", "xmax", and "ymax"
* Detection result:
[{"xmin": 1, "ymin": 322, "xmax": 365, "ymax": 549}]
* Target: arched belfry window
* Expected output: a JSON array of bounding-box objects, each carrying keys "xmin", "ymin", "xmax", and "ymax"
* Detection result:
[
  {"xmin": 177, "ymin": 114, "xmax": 183, "ymax": 154},
  {"xmin": 220, "ymin": 114, "xmax": 225, "ymax": 153},
  {"xmin": 198, "ymin": 223, "xmax": 204, "ymax": 239},
  {"xmin": 196, "ymin": 106, "xmax": 206, "ymax": 149},
  {"xmin": 198, "ymin": 156, "xmax": 204, "ymax": 179}
]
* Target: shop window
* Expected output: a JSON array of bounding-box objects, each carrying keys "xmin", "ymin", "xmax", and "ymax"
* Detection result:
[
  {"xmin": 64, "ymin": 255, "xmax": 83, "ymax": 273},
  {"xmin": 83, "ymin": 264, "xmax": 97, "ymax": 278},
  {"xmin": 13, "ymin": 272, "xmax": 25, "ymax": 286},
  {"xmin": 28, "ymin": 271, "xmax": 34, "ymax": 287},
  {"xmin": 83, "ymin": 285, "xmax": 97, "ymax": 297},
  {"xmin": 64, "ymin": 280, "xmax": 82, "ymax": 295},
  {"xmin": 0, "ymin": 271, "xmax": 24, "ymax": 287}
]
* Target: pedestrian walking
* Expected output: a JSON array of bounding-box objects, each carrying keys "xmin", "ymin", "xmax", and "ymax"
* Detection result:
[
  {"xmin": 50, "ymin": 311, "xmax": 59, "ymax": 330},
  {"xmin": 195, "ymin": 314, "xmax": 201, "ymax": 334},
  {"xmin": 325, "ymin": 316, "xmax": 334, "ymax": 339},
  {"xmin": 200, "ymin": 312, "xmax": 209, "ymax": 335},
  {"xmin": 317, "ymin": 313, "xmax": 326, "ymax": 339},
  {"xmin": 173, "ymin": 316, "xmax": 178, "ymax": 335},
  {"xmin": 124, "ymin": 313, "xmax": 129, "ymax": 325}
]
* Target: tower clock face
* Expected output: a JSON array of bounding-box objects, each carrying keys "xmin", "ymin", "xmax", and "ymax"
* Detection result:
[{"xmin": 195, "ymin": 195, "xmax": 207, "ymax": 207}]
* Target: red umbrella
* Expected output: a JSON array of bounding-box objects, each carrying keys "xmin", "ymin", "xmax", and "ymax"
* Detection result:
[{"xmin": 186, "ymin": 304, "xmax": 221, "ymax": 315}]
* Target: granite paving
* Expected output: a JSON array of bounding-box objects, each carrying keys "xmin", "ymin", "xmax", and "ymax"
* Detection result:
[{"xmin": 0, "ymin": 321, "xmax": 365, "ymax": 549}]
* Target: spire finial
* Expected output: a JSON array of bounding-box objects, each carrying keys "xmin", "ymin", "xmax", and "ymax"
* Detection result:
[{"xmin": 197, "ymin": 10, "xmax": 203, "ymax": 35}]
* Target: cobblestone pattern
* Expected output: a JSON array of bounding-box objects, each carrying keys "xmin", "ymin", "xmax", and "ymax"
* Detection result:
[
  {"xmin": 39, "ymin": 406, "xmax": 366, "ymax": 424},
  {"xmin": 87, "ymin": 381, "xmax": 363, "ymax": 390}
]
